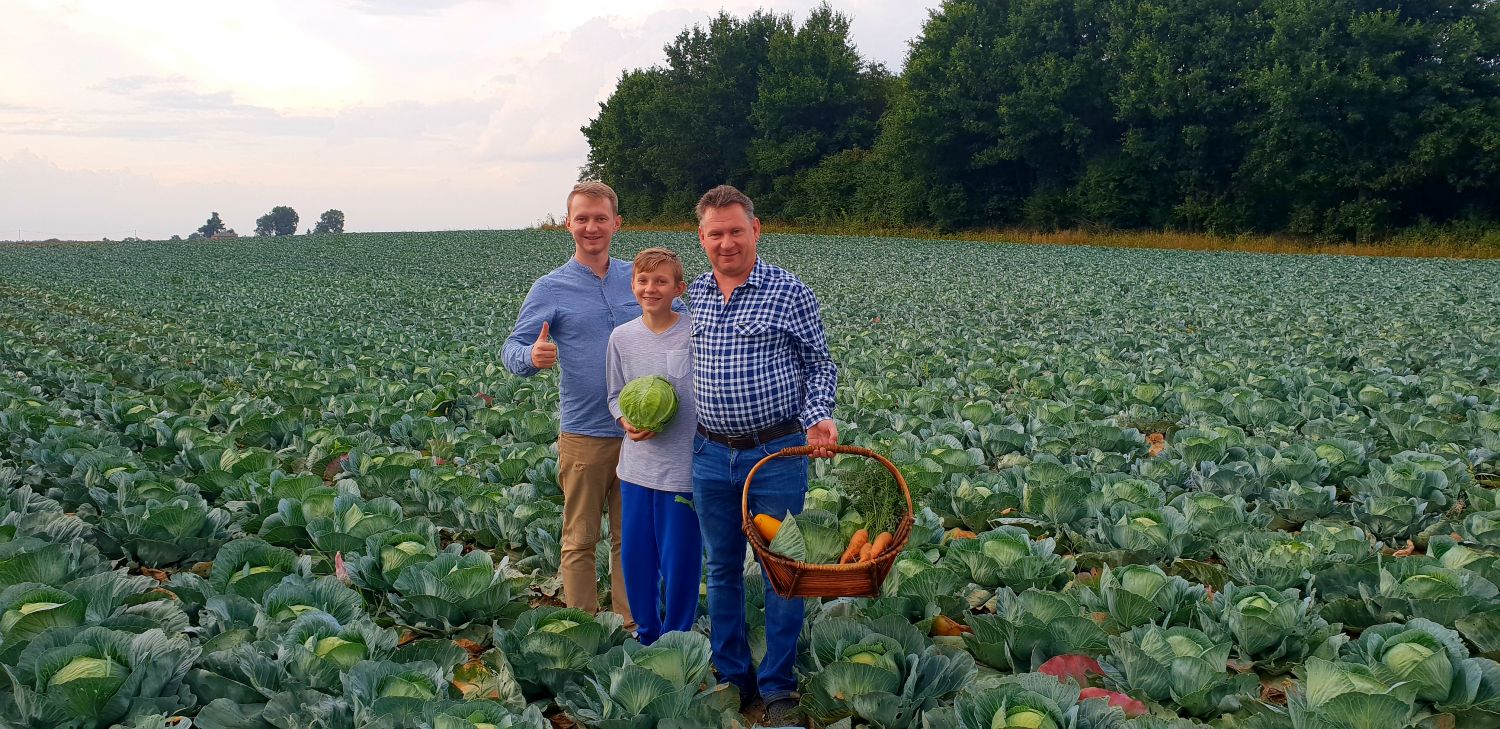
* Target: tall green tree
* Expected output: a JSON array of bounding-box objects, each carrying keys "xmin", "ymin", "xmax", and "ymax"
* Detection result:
[
  {"xmin": 196, "ymin": 212, "xmax": 225, "ymax": 238},
  {"xmin": 659, "ymin": 10, "xmax": 785, "ymax": 208},
  {"xmin": 254, "ymin": 206, "xmax": 299, "ymax": 237},
  {"xmin": 880, "ymin": 0, "xmax": 1119, "ymax": 229},
  {"xmin": 1087, "ymin": 0, "xmax": 1268, "ymax": 231},
  {"xmin": 1240, "ymin": 0, "xmax": 1500, "ymax": 239},
  {"xmin": 583, "ymin": 8, "xmax": 890, "ymax": 221},
  {"xmin": 747, "ymin": 3, "xmax": 890, "ymax": 216},
  {"xmin": 583, "ymin": 1, "xmax": 1500, "ymax": 239},
  {"xmin": 581, "ymin": 69, "xmax": 675, "ymax": 219},
  {"xmin": 313, "ymin": 209, "xmax": 345, "ymax": 234},
  {"xmin": 582, "ymin": 10, "xmax": 784, "ymax": 220}
]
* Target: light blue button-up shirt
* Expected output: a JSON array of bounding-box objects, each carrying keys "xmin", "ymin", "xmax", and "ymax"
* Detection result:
[{"xmin": 503, "ymin": 257, "xmax": 641, "ymax": 437}]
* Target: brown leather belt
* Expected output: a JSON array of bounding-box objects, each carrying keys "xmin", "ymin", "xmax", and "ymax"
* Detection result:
[{"xmin": 696, "ymin": 420, "xmax": 803, "ymax": 450}]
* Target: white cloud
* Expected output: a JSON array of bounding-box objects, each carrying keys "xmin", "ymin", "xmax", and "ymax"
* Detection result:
[
  {"xmin": 0, "ymin": 1, "xmax": 942, "ymax": 240},
  {"xmin": 473, "ymin": 10, "xmax": 701, "ymax": 164},
  {"xmin": 0, "ymin": 150, "xmax": 262, "ymax": 241},
  {"xmin": 0, "ymin": 149, "xmax": 575, "ymax": 240},
  {"xmin": 345, "ymin": 0, "xmax": 487, "ymax": 16},
  {"xmin": 22, "ymin": 1, "xmax": 370, "ymax": 111}
]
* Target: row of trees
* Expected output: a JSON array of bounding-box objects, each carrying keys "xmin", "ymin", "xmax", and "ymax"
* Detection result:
[
  {"xmin": 582, "ymin": 1, "xmax": 1500, "ymax": 240},
  {"xmin": 190, "ymin": 208, "xmax": 345, "ymax": 239}
]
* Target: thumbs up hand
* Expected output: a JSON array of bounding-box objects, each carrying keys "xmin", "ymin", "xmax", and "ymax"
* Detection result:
[{"xmin": 530, "ymin": 321, "xmax": 557, "ymax": 369}]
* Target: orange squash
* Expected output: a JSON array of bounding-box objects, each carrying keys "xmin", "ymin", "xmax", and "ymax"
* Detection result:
[
  {"xmin": 932, "ymin": 615, "xmax": 973, "ymax": 637},
  {"xmin": 753, "ymin": 514, "xmax": 782, "ymax": 542}
]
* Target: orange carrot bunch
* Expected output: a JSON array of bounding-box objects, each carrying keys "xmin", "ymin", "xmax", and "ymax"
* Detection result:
[
  {"xmin": 839, "ymin": 529, "xmax": 869, "ymax": 564},
  {"xmin": 840, "ymin": 529, "xmax": 895, "ymax": 564}
]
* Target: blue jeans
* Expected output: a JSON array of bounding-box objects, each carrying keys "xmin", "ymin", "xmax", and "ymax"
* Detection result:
[
  {"xmin": 693, "ymin": 430, "xmax": 807, "ymax": 702},
  {"xmin": 619, "ymin": 481, "xmax": 702, "ymax": 645}
]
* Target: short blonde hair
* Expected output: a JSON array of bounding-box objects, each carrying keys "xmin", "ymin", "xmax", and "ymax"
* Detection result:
[
  {"xmin": 568, "ymin": 181, "xmax": 619, "ymax": 216},
  {"xmin": 695, "ymin": 184, "xmax": 755, "ymax": 222},
  {"xmin": 633, "ymin": 247, "xmax": 684, "ymax": 283}
]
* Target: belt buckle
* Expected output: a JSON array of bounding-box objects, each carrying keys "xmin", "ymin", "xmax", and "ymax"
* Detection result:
[
  {"xmin": 698, "ymin": 422, "xmax": 795, "ymax": 450},
  {"xmin": 698, "ymin": 424, "xmax": 735, "ymax": 448}
]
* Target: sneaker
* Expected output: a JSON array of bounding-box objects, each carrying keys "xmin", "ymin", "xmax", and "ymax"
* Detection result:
[{"xmin": 761, "ymin": 696, "xmax": 803, "ymax": 727}]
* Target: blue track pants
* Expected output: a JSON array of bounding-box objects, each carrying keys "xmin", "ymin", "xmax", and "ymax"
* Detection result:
[{"xmin": 619, "ymin": 480, "xmax": 703, "ymax": 645}]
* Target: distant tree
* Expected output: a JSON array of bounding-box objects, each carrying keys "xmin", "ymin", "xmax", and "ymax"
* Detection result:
[
  {"xmin": 313, "ymin": 209, "xmax": 345, "ymax": 234},
  {"xmin": 170, "ymin": 234, "xmax": 182, "ymax": 241},
  {"xmin": 583, "ymin": 6, "xmax": 891, "ymax": 222},
  {"xmin": 581, "ymin": 1, "xmax": 1500, "ymax": 239},
  {"xmin": 197, "ymin": 212, "xmax": 226, "ymax": 238},
  {"xmin": 1236, "ymin": 0, "xmax": 1500, "ymax": 240},
  {"xmin": 254, "ymin": 206, "xmax": 299, "ymax": 236},
  {"xmin": 747, "ymin": 3, "xmax": 890, "ymax": 215},
  {"xmin": 582, "ymin": 10, "xmax": 787, "ymax": 220},
  {"xmin": 187, "ymin": 232, "xmax": 202, "ymax": 240},
  {"xmin": 581, "ymin": 68, "xmax": 676, "ymax": 218}
]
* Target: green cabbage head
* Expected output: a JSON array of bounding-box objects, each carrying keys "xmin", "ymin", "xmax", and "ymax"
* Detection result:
[
  {"xmin": 993, "ymin": 707, "xmax": 1059, "ymax": 729},
  {"xmin": 619, "ymin": 375, "xmax": 679, "ymax": 432}
]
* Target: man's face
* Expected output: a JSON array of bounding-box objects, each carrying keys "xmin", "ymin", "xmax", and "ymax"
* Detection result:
[
  {"xmin": 566, "ymin": 194, "xmax": 621, "ymax": 258},
  {"xmin": 698, "ymin": 204, "xmax": 759, "ymax": 281},
  {"xmin": 632, "ymin": 266, "xmax": 685, "ymax": 317}
]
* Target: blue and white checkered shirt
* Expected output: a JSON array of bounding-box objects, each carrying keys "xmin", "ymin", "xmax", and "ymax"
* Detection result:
[{"xmin": 687, "ymin": 258, "xmax": 837, "ymax": 435}]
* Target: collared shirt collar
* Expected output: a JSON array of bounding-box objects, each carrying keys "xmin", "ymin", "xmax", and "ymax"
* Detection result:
[
  {"xmin": 707, "ymin": 257, "xmax": 768, "ymax": 295},
  {"xmin": 744, "ymin": 257, "xmax": 769, "ymax": 288},
  {"xmin": 566, "ymin": 256, "xmax": 617, "ymax": 279}
]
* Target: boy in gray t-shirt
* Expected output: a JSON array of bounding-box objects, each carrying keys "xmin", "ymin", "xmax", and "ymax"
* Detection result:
[{"xmin": 605, "ymin": 248, "xmax": 701, "ymax": 645}]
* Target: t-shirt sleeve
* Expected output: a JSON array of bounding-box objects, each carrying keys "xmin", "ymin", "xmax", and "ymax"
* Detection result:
[{"xmin": 605, "ymin": 329, "xmax": 626, "ymax": 424}]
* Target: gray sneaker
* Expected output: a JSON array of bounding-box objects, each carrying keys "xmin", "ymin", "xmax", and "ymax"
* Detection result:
[{"xmin": 760, "ymin": 696, "xmax": 803, "ymax": 727}]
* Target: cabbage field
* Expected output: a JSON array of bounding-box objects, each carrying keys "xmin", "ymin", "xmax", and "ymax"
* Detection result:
[{"xmin": 2, "ymin": 231, "xmax": 1499, "ymax": 729}]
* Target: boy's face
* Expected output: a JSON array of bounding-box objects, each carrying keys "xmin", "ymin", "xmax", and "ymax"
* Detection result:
[{"xmin": 632, "ymin": 265, "xmax": 685, "ymax": 316}]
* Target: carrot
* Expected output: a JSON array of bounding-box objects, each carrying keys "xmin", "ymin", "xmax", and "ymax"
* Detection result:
[
  {"xmin": 840, "ymin": 529, "xmax": 870, "ymax": 564},
  {"xmin": 753, "ymin": 514, "xmax": 782, "ymax": 542},
  {"xmin": 857, "ymin": 543, "xmax": 873, "ymax": 563},
  {"xmin": 863, "ymin": 531, "xmax": 895, "ymax": 562}
]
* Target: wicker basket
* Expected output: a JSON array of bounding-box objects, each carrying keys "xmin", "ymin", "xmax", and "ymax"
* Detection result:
[{"xmin": 741, "ymin": 444, "xmax": 913, "ymax": 598}]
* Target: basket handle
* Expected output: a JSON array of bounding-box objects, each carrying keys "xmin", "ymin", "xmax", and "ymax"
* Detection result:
[{"xmin": 741, "ymin": 444, "xmax": 913, "ymax": 530}]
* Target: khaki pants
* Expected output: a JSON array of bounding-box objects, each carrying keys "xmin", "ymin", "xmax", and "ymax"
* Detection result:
[{"xmin": 557, "ymin": 432, "xmax": 632, "ymax": 627}]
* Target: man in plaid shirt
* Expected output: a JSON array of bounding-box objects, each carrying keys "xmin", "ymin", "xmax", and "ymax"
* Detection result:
[{"xmin": 687, "ymin": 185, "xmax": 837, "ymax": 726}]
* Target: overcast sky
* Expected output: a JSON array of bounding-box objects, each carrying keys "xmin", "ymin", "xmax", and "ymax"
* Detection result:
[{"xmin": 0, "ymin": 1, "xmax": 939, "ymax": 241}]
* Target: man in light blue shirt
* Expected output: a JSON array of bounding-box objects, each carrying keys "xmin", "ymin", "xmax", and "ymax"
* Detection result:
[{"xmin": 503, "ymin": 181, "xmax": 639, "ymax": 628}]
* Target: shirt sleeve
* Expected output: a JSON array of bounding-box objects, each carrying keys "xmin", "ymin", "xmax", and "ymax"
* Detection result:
[
  {"xmin": 787, "ymin": 284, "xmax": 837, "ymax": 429},
  {"xmin": 502, "ymin": 278, "xmax": 554, "ymax": 377},
  {"xmin": 605, "ymin": 331, "xmax": 626, "ymax": 424}
]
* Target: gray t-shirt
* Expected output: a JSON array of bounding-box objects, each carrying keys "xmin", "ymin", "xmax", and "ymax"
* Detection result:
[{"xmin": 605, "ymin": 314, "xmax": 696, "ymax": 492}]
